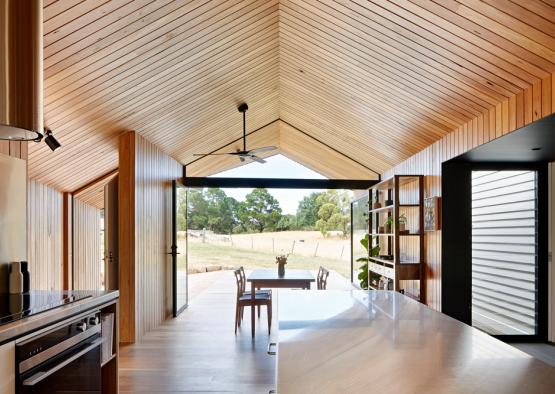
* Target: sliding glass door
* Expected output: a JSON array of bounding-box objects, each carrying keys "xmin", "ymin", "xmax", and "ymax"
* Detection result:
[
  {"xmin": 351, "ymin": 193, "xmax": 369, "ymax": 287},
  {"xmin": 471, "ymin": 170, "xmax": 538, "ymax": 336},
  {"xmin": 171, "ymin": 180, "xmax": 188, "ymax": 317}
]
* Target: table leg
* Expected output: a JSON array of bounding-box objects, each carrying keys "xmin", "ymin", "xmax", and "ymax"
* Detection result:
[{"xmin": 251, "ymin": 281, "xmax": 256, "ymax": 338}]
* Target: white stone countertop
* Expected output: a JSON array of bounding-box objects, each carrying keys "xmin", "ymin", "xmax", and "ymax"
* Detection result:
[{"xmin": 276, "ymin": 290, "xmax": 554, "ymax": 394}]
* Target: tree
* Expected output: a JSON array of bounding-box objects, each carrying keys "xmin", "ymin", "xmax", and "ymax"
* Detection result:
[
  {"xmin": 314, "ymin": 190, "xmax": 351, "ymax": 237},
  {"xmin": 176, "ymin": 188, "xmax": 188, "ymax": 231},
  {"xmin": 276, "ymin": 214, "xmax": 297, "ymax": 231},
  {"xmin": 185, "ymin": 189, "xmax": 208, "ymax": 230},
  {"xmin": 296, "ymin": 192, "xmax": 323, "ymax": 229},
  {"xmin": 182, "ymin": 188, "xmax": 239, "ymax": 234},
  {"xmin": 237, "ymin": 188, "xmax": 282, "ymax": 232},
  {"xmin": 204, "ymin": 188, "xmax": 238, "ymax": 234}
]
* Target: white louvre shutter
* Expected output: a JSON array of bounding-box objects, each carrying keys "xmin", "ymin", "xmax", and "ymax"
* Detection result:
[{"xmin": 471, "ymin": 170, "xmax": 537, "ymax": 335}]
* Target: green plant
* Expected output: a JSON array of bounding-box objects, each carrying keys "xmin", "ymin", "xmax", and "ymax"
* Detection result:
[
  {"xmin": 356, "ymin": 234, "xmax": 380, "ymax": 289},
  {"xmin": 385, "ymin": 215, "xmax": 394, "ymax": 226},
  {"xmin": 399, "ymin": 213, "xmax": 407, "ymax": 224}
]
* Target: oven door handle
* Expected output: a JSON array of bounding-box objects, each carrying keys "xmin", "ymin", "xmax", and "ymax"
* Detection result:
[{"xmin": 22, "ymin": 338, "xmax": 102, "ymax": 386}]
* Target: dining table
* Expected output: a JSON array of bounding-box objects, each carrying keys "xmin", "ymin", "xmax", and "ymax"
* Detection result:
[{"xmin": 246, "ymin": 269, "xmax": 315, "ymax": 337}]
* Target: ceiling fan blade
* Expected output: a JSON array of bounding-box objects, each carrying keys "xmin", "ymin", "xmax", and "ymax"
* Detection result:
[
  {"xmin": 192, "ymin": 152, "xmax": 236, "ymax": 156},
  {"xmin": 249, "ymin": 155, "xmax": 266, "ymax": 164},
  {"xmin": 247, "ymin": 145, "xmax": 278, "ymax": 154}
]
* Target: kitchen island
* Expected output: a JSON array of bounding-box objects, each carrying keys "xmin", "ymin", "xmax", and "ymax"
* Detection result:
[{"xmin": 276, "ymin": 290, "xmax": 555, "ymax": 394}]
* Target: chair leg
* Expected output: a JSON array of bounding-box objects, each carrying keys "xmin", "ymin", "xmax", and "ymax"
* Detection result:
[
  {"xmin": 235, "ymin": 303, "xmax": 239, "ymax": 335},
  {"xmin": 267, "ymin": 301, "xmax": 272, "ymax": 335},
  {"xmin": 257, "ymin": 288, "xmax": 261, "ymax": 318}
]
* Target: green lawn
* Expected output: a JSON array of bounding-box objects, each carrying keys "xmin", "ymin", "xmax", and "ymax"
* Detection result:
[{"xmin": 178, "ymin": 241, "xmax": 352, "ymax": 279}]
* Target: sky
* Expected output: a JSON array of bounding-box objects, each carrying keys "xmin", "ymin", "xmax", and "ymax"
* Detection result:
[{"xmin": 210, "ymin": 155, "xmax": 326, "ymax": 215}]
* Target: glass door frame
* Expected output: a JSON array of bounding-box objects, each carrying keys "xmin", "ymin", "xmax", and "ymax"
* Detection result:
[
  {"xmin": 351, "ymin": 192, "xmax": 370, "ymax": 286},
  {"xmin": 172, "ymin": 179, "xmax": 188, "ymax": 317}
]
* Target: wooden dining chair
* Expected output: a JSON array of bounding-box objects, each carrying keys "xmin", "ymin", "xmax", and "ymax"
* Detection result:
[
  {"xmin": 317, "ymin": 266, "xmax": 330, "ymax": 290},
  {"xmin": 234, "ymin": 269, "xmax": 272, "ymax": 335},
  {"xmin": 239, "ymin": 266, "xmax": 271, "ymax": 318}
]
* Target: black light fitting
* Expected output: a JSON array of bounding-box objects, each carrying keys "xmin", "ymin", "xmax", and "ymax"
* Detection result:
[{"xmin": 44, "ymin": 128, "xmax": 61, "ymax": 151}]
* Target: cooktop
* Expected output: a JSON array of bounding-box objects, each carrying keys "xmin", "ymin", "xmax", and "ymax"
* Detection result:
[{"xmin": 0, "ymin": 291, "xmax": 92, "ymax": 326}]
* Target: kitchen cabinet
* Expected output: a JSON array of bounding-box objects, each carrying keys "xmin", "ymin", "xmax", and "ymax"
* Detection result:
[{"xmin": 0, "ymin": 341, "xmax": 14, "ymax": 394}]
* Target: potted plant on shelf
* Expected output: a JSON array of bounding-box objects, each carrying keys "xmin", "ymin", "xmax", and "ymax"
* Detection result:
[
  {"xmin": 356, "ymin": 234, "xmax": 380, "ymax": 289},
  {"xmin": 384, "ymin": 215, "xmax": 394, "ymax": 233},
  {"xmin": 399, "ymin": 213, "xmax": 408, "ymax": 234},
  {"xmin": 276, "ymin": 253, "xmax": 289, "ymax": 277},
  {"xmin": 373, "ymin": 195, "xmax": 381, "ymax": 209}
]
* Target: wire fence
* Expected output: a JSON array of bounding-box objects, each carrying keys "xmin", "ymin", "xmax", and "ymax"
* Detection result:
[{"xmin": 183, "ymin": 230, "xmax": 351, "ymax": 261}]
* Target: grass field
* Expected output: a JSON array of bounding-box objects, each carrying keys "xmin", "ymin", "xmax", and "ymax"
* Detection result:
[{"xmin": 178, "ymin": 239, "xmax": 353, "ymax": 279}]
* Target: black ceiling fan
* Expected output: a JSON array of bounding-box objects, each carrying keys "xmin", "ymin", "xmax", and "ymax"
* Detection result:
[{"xmin": 192, "ymin": 103, "xmax": 277, "ymax": 163}]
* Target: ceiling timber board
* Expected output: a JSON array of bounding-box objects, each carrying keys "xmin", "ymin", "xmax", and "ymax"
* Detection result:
[
  {"xmin": 73, "ymin": 171, "xmax": 118, "ymax": 209},
  {"xmin": 30, "ymin": 0, "xmax": 555, "ymax": 191}
]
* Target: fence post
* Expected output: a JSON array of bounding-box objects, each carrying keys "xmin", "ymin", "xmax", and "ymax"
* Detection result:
[
  {"xmin": 314, "ymin": 242, "xmax": 319, "ymax": 257},
  {"xmin": 340, "ymin": 245, "xmax": 345, "ymax": 258},
  {"xmin": 291, "ymin": 240, "xmax": 296, "ymax": 254},
  {"xmin": 272, "ymin": 238, "xmax": 275, "ymax": 253}
]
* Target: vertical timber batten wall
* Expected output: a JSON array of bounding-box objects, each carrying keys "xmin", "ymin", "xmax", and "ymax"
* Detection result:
[
  {"xmin": 27, "ymin": 179, "xmax": 63, "ymax": 290},
  {"xmin": 119, "ymin": 131, "xmax": 181, "ymax": 343},
  {"xmin": 383, "ymin": 72, "xmax": 555, "ymax": 312},
  {"xmin": 73, "ymin": 198, "xmax": 102, "ymax": 290}
]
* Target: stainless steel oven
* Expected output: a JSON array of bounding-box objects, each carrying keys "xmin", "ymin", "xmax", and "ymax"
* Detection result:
[{"xmin": 15, "ymin": 310, "xmax": 102, "ymax": 393}]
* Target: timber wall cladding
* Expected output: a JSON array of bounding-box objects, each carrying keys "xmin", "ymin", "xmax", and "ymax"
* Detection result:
[
  {"xmin": 383, "ymin": 72, "xmax": 555, "ymax": 312},
  {"xmin": 0, "ymin": 141, "xmax": 27, "ymax": 160},
  {"xmin": 72, "ymin": 198, "xmax": 101, "ymax": 290},
  {"xmin": 27, "ymin": 179, "xmax": 63, "ymax": 290},
  {"xmin": 135, "ymin": 133, "xmax": 181, "ymax": 338},
  {"xmin": 119, "ymin": 131, "xmax": 181, "ymax": 342}
]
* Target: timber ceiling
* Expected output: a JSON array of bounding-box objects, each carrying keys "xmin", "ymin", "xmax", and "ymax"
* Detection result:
[{"xmin": 32, "ymin": 0, "xmax": 555, "ymax": 191}]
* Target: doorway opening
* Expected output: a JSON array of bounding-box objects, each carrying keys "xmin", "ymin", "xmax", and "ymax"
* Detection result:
[
  {"xmin": 471, "ymin": 170, "xmax": 539, "ymax": 336},
  {"xmin": 170, "ymin": 155, "xmax": 378, "ymax": 316}
]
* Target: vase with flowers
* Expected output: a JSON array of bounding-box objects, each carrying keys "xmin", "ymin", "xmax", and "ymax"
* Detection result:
[{"xmin": 276, "ymin": 254, "xmax": 289, "ymax": 277}]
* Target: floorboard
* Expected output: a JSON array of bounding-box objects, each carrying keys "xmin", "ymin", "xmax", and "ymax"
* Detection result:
[{"xmin": 119, "ymin": 269, "xmax": 352, "ymax": 392}]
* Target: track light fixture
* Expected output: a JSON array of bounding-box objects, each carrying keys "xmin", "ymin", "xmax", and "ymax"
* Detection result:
[{"xmin": 43, "ymin": 128, "xmax": 61, "ymax": 151}]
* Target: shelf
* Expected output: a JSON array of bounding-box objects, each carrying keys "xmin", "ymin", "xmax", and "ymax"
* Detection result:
[
  {"xmin": 369, "ymin": 205, "xmax": 393, "ymax": 213},
  {"xmin": 101, "ymin": 353, "xmax": 116, "ymax": 368},
  {"xmin": 370, "ymin": 233, "xmax": 422, "ymax": 237},
  {"xmin": 367, "ymin": 174, "xmax": 424, "ymax": 299},
  {"xmin": 369, "ymin": 256, "xmax": 395, "ymax": 266},
  {"xmin": 369, "ymin": 204, "xmax": 420, "ymax": 214},
  {"xmin": 370, "ymin": 175, "xmax": 422, "ymax": 191}
]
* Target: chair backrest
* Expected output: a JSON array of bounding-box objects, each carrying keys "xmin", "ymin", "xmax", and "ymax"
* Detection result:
[
  {"xmin": 233, "ymin": 269, "xmax": 244, "ymax": 298},
  {"xmin": 317, "ymin": 266, "xmax": 330, "ymax": 290},
  {"xmin": 239, "ymin": 266, "xmax": 247, "ymax": 291}
]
